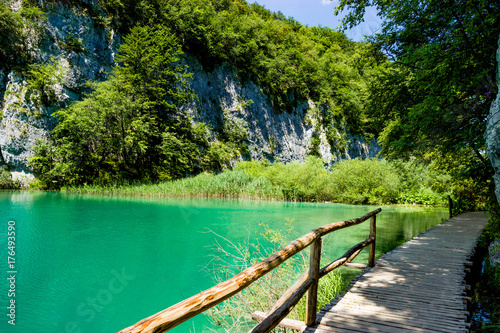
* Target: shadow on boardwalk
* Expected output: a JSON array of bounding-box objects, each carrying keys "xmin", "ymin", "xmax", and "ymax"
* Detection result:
[{"xmin": 305, "ymin": 212, "xmax": 489, "ymax": 333}]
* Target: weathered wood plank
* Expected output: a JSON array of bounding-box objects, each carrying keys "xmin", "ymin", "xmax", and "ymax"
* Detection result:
[
  {"xmin": 368, "ymin": 215, "xmax": 376, "ymax": 267},
  {"xmin": 324, "ymin": 294, "xmax": 468, "ymax": 317},
  {"xmin": 321, "ymin": 303, "xmax": 468, "ymax": 330},
  {"xmin": 321, "ymin": 313, "xmax": 466, "ymax": 333},
  {"xmin": 342, "ymin": 262, "xmax": 367, "ymax": 270},
  {"xmin": 306, "ymin": 238, "xmax": 322, "ymax": 326}
]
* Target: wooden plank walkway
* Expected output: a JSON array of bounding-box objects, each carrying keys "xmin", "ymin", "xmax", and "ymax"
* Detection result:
[{"xmin": 304, "ymin": 211, "xmax": 489, "ymax": 333}]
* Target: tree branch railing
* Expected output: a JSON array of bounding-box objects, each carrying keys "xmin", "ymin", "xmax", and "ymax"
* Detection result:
[{"xmin": 117, "ymin": 208, "xmax": 381, "ymax": 333}]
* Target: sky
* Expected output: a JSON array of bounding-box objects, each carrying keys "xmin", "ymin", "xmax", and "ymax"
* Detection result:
[{"xmin": 248, "ymin": 0, "xmax": 383, "ymax": 42}]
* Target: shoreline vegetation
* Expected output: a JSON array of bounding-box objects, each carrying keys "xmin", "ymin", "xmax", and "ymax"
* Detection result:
[{"xmin": 58, "ymin": 157, "xmax": 456, "ymax": 206}]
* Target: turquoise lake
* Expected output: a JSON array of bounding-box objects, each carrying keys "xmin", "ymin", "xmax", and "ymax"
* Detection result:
[{"xmin": 0, "ymin": 191, "xmax": 448, "ymax": 333}]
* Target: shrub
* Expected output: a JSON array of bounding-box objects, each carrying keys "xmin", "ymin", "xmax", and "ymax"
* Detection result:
[
  {"xmin": 64, "ymin": 156, "xmax": 450, "ymax": 206},
  {"xmin": 0, "ymin": 166, "xmax": 21, "ymax": 189},
  {"xmin": 201, "ymin": 142, "xmax": 239, "ymax": 173},
  {"xmin": 329, "ymin": 158, "xmax": 400, "ymax": 204},
  {"xmin": 26, "ymin": 57, "xmax": 65, "ymax": 106},
  {"xmin": 235, "ymin": 156, "xmax": 333, "ymax": 201}
]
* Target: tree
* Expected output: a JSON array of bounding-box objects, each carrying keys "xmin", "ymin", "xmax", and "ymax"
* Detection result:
[
  {"xmin": 334, "ymin": 0, "xmax": 499, "ymax": 164},
  {"xmin": 0, "ymin": 2, "xmax": 24, "ymax": 68},
  {"xmin": 30, "ymin": 25, "xmax": 205, "ymax": 186},
  {"xmin": 0, "ymin": 2, "xmax": 46, "ymax": 70}
]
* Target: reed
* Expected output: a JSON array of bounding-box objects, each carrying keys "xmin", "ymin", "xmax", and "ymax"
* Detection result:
[
  {"xmin": 63, "ymin": 157, "xmax": 450, "ymax": 205},
  {"xmin": 204, "ymin": 221, "xmax": 348, "ymax": 332},
  {"xmin": 63, "ymin": 170, "xmax": 284, "ymax": 200}
]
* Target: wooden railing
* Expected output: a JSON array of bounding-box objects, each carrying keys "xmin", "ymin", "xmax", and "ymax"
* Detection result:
[{"xmin": 118, "ymin": 208, "xmax": 381, "ymax": 333}]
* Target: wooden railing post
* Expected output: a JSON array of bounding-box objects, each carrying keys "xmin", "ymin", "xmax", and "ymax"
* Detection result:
[
  {"xmin": 368, "ymin": 215, "xmax": 376, "ymax": 267},
  {"xmin": 305, "ymin": 237, "xmax": 321, "ymax": 326}
]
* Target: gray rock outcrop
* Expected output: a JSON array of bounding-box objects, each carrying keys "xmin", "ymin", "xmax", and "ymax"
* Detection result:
[
  {"xmin": 486, "ymin": 33, "xmax": 500, "ymax": 204},
  {"xmin": 0, "ymin": 2, "xmax": 120, "ymax": 174},
  {"xmin": 489, "ymin": 239, "xmax": 500, "ymax": 268},
  {"xmin": 187, "ymin": 59, "xmax": 379, "ymax": 165}
]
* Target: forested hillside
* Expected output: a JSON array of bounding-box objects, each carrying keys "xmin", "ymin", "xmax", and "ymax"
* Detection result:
[{"xmin": 0, "ymin": 0, "xmax": 388, "ymax": 187}]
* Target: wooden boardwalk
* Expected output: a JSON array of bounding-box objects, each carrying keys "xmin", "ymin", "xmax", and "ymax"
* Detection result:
[{"xmin": 305, "ymin": 211, "xmax": 489, "ymax": 333}]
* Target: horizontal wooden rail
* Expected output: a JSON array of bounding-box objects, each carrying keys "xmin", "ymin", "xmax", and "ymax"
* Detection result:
[
  {"xmin": 320, "ymin": 235, "xmax": 374, "ymax": 277},
  {"xmin": 118, "ymin": 208, "xmax": 381, "ymax": 333},
  {"xmin": 252, "ymin": 311, "xmax": 305, "ymax": 331}
]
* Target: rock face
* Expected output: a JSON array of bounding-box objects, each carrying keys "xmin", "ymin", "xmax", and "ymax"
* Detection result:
[
  {"xmin": 187, "ymin": 60, "xmax": 379, "ymax": 166},
  {"xmin": 0, "ymin": 3, "xmax": 380, "ymax": 178},
  {"xmin": 0, "ymin": 2, "xmax": 120, "ymax": 174},
  {"xmin": 486, "ymin": 33, "xmax": 500, "ymax": 204},
  {"xmin": 489, "ymin": 239, "xmax": 500, "ymax": 268}
]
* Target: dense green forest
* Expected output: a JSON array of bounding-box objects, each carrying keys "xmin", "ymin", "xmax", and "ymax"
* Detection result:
[{"xmin": 1, "ymin": 0, "xmax": 497, "ymax": 209}]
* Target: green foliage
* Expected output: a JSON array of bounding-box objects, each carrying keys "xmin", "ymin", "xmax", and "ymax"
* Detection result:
[
  {"xmin": 307, "ymin": 130, "xmax": 322, "ymax": 157},
  {"xmin": 63, "ymin": 170, "xmax": 283, "ymax": 200},
  {"xmin": 336, "ymin": 0, "xmax": 499, "ymax": 170},
  {"xmin": 329, "ymin": 158, "xmax": 400, "ymax": 204},
  {"xmin": 30, "ymin": 26, "xmax": 201, "ymax": 187},
  {"xmin": 26, "ymin": 57, "xmax": 65, "ymax": 106},
  {"xmin": 28, "ymin": 0, "xmax": 393, "ymax": 188},
  {"xmin": 61, "ymin": 33, "xmax": 86, "ymax": 53},
  {"xmin": 0, "ymin": 166, "xmax": 21, "ymax": 189},
  {"xmin": 480, "ymin": 203, "xmax": 500, "ymax": 248},
  {"xmin": 389, "ymin": 158, "xmax": 453, "ymax": 205},
  {"xmin": 473, "ymin": 206, "xmax": 500, "ymax": 332},
  {"xmin": 82, "ymin": 0, "xmax": 387, "ymax": 138},
  {"xmin": 420, "ymin": 149, "xmax": 494, "ymax": 214},
  {"xmin": 474, "ymin": 264, "xmax": 500, "ymax": 332},
  {"xmin": 202, "ymin": 110, "xmax": 251, "ymax": 170},
  {"xmin": 0, "ymin": 1, "xmax": 46, "ymax": 69},
  {"xmin": 219, "ymin": 111, "xmax": 249, "ymax": 151},
  {"xmin": 0, "ymin": 2, "xmax": 23, "ymax": 68},
  {"xmin": 236, "ymin": 157, "xmax": 451, "ymax": 204},
  {"xmin": 64, "ymin": 157, "xmax": 452, "ymax": 205},
  {"xmin": 200, "ymin": 142, "xmax": 239, "ymax": 173},
  {"xmin": 236, "ymin": 156, "xmax": 333, "ymax": 202},
  {"xmin": 113, "ymin": 25, "xmax": 193, "ymax": 111},
  {"xmin": 205, "ymin": 221, "xmax": 347, "ymax": 331}
]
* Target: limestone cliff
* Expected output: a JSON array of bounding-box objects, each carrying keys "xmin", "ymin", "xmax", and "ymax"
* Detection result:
[
  {"xmin": 186, "ymin": 59, "xmax": 379, "ymax": 166},
  {"xmin": 486, "ymin": 33, "xmax": 500, "ymax": 204},
  {"xmin": 0, "ymin": 1, "xmax": 120, "ymax": 182},
  {"xmin": 0, "ymin": 2, "xmax": 379, "ymax": 182}
]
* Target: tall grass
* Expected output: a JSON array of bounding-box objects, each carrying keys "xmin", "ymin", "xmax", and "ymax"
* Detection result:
[
  {"xmin": 63, "ymin": 170, "xmax": 284, "ymax": 200},
  {"xmin": 204, "ymin": 221, "xmax": 348, "ymax": 332},
  {"xmin": 64, "ymin": 156, "xmax": 451, "ymax": 205}
]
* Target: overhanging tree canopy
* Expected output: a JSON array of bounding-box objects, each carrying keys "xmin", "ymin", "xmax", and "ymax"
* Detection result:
[{"xmin": 335, "ymin": 0, "xmax": 499, "ymax": 163}]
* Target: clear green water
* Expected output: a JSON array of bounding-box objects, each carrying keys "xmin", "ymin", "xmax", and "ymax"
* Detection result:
[{"xmin": 0, "ymin": 191, "xmax": 448, "ymax": 333}]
